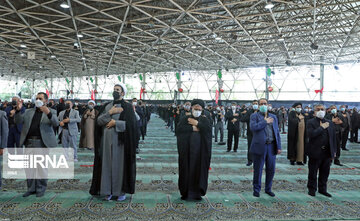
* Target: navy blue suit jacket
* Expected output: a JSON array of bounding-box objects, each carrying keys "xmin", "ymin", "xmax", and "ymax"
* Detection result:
[{"xmin": 249, "ymin": 112, "xmax": 282, "ymax": 155}]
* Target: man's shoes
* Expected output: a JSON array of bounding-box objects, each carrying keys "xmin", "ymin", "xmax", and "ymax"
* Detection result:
[
  {"xmin": 117, "ymin": 195, "xmax": 126, "ymax": 201},
  {"xmin": 226, "ymin": 150, "xmax": 231, "ymax": 152},
  {"xmin": 342, "ymin": 148, "xmax": 349, "ymax": 151},
  {"xmin": 181, "ymin": 196, "xmax": 187, "ymax": 200},
  {"xmin": 23, "ymin": 191, "xmax": 36, "ymax": 197},
  {"xmin": 296, "ymin": 162, "xmax": 305, "ymax": 166},
  {"xmin": 290, "ymin": 161, "xmax": 295, "ymax": 165},
  {"xmin": 265, "ymin": 191, "xmax": 275, "ymax": 197},
  {"xmin": 36, "ymin": 192, "xmax": 45, "ymax": 197},
  {"xmin": 104, "ymin": 195, "xmax": 112, "ymax": 201},
  {"xmin": 253, "ymin": 192, "xmax": 260, "ymax": 197},
  {"xmin": 233, "ymin": 150, "xmax": 237, "ymax": 152},
  {"xmin": 319, "ymin": 191, "xmax": 332, "ymax": 197},
  {"xmin": 218, "ymin": 142, "xmax": 226, "ymax": 145},
  {"xmin": 246, "ymin": 162, "xmax": 252, "ymax": 166},
  {"xmin": 334, "ymin": 161, "xmax": 343, "ymax": 166},
  {"xmin": 215, "ymin": 140, "xmax": 218, "ymax": 143},
  {"xmin": 308, "ymin": 191, "xmax": 316, "ymax": 197}
]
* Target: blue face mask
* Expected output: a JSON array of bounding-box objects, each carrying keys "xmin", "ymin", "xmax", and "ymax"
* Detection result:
[
  {"xmin": 331, "ymin": 109, "xmax": 337, "ymax": 114},
  {"xmin": 296, "ymin": 108, "xmax": 302, "ymax": 113},
  {"xmin": 340, "ymin": 108, "xmax": 346, "ymax": 112},
  {"xmin": 253, "ymin": 104, "xmax": 258, "ymax": 110},
  {"xmin": 259, "ymin": 105, "xmax": 268, "ymax": 113}
]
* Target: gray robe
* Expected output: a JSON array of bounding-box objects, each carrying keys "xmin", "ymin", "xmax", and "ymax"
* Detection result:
[{"xmin": 97, "ymin": 102, "xmax": 127, "ymax": 196}]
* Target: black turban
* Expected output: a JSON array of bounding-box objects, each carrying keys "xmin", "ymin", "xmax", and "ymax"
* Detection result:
[
  {"xmin": 191, "ymin": 99, "xmax": 205, "ymax": 108},
  {"xmin": 292, "ymin": 102, "xmax": 302, "ymax": 108}
]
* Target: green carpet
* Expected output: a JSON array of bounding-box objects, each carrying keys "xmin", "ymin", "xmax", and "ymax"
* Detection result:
[{"xmin": 1, "ymin": 115, "xmax": 360, "ymax": 220}]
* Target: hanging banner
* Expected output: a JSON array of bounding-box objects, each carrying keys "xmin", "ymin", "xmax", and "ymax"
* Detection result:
[
  {"xmin": 46, "ymin": 89, "xmax": 49, "ymax": 98},
  {"xmin": 118, "ymin": 76, "xmax": 122, "ymax": 82},
  {"xmin": 91, "ymin": 90, "xmax": 95, "ymax": 100},
  {"xmin": 315, "ymin": 87, "xmax": 324, "ymax": 94},
  {"xmin": 140, "ymin": 88, "xmax": 144, "ymax": 100},
  {"xmin": 215, "ymin": 89, "xmax": 219, "ymax": 104}
]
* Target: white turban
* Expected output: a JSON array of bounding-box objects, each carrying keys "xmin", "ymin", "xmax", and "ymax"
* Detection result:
[
  {"xmin": 115, "ymin": 82, "xmax": 127, "ymax": 96},
  {"xmin": 88, "ymin": 100, "xmax": 95, "ymax": 105}
]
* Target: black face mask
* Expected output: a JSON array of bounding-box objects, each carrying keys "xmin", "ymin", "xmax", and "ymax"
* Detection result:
[
  {"xmin": 65, "ymin": 104, "xmax": 71, "ymax": 109},
  {"xmin": 112, "ymin": 91, "xmax": 121, "ymax": 100},
  {"xmin": 11, "ymin": 100, "xmax": 17, "ymax": 106}
]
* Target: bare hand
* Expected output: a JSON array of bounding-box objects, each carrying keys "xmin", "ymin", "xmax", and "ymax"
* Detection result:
[
  {"xmin": 192, "ymin": 125, "xmax": 199, "ymax": 132},
  {"xmin": 188, "ymin": 118, "xmax": 198, "ymax": 126},
  {"xmin": 63, "ymin": 118, "xmax": 70, "ymax": 123},
  {"xmin": 242, "ymin": 110, "xmax": 247, "ymax": 114},
  {"xmin": 277, "ymin": 149, "xmax": 282, "ymax": 154},
  {"xmin": 10, "ymin": 109, "xmax": 15, "ymax": 117},
  {"xmin": 320, "ymin": 121, "xmax": 329, "ymax": 129},
  {"xmin": 233, "ymin": 113, "xmax": 239, "ymax": 117},
  {"xmin": 39, "ymin": 106, "xmax": 50, "ymax": 115},
  {"xmin": 16, "ymin": 102, "xmax": 23, "ymax": 111},
  {"xmin": 298, "ymin": 114, "xmax": 304, "ymax": 120},
  {"xmin": 59, "ymin": 121, "xmax": 65, "ymax": 127},
  {"xmin": 109, "ymin": 106, "xmax": 123, "ymax": 115},
  {"xmin": 231, "ymin": 118, "xmax": 237, "ymax": 123},
  {"xmin": 106, "ymin": 119, "xmax": 116, "ymax": 129},
  {"xmin": 0, "ymin": 149, "xmax": 3, "ymax": 156},
  {"xmin": 265, "ymin": 117, "xmax": 274, "ymax": 124}
]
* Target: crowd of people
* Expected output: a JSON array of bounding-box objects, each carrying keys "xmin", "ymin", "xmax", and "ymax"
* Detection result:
[
  {"xmin": 0, "ymin": 87, "xmax": 358, "ymax": 201},
  {"xmin": 158, "ymin": 99, "xmax": 359, "ymax": 199}
]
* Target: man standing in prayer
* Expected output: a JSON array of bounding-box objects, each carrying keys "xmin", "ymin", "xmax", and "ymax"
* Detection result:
[
  {"xmin": 15, "ymin": 92, "xmax": 59, "ymax": 197},
  {"xmin": 89, "ymin": 83, "xmax": 137, "ymax": 201},
  {"xmin": 5, "ymin": 95, "xmax": 25, "ymax": 153},
  {"xmin": 306, "ymin": 104, "xmax": 336, "ymax": 197},
  {"xmin": 325, "ymin": 105, "xmax": 344, "ymax": 166},
  {"xmin": 176, "ymin": 99, "xmax": 212, "ymax": 201},
  {"xmin": 59, "ymin": 100, "xmax": 81, "ymax": 161},
  {"xmin": 250, "ymin": 98, "xmax": 281, "ymax": 197},
  {"xmin": 225, "ymin": 102, "xmax": 241, "ymax": 152},
  {"xmin": 287, "ymin": 102, "xmax": 306, "ymax": 165},
  {"xmin": 79, "ymin": 100, "xmax": 99, "ymax": 150},
  {"xmin": 241, "ymin": 100, "xmax": 259, "ymax": 166},
  {"xmin": 339, "ymin": 105, "xmax": 351, "ymax": 151}
]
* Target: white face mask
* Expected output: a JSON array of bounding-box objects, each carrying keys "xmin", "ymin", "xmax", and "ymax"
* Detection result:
[
  {"xmin": 192, "ymin": 110, "xmax": 202, "ymax": 118},
  {"xmin": 184, "ymin": 105, "xmax": 191, "ymax": 111},
  {"xmin": 75, "ymin": 102, "xmax": 79, "ymax": 106},
  {"xmin": 35, "ymin": 100, "xmax": 44, "ymax": 108},
  {"xmin": 133, "ymin": 102, "xmax": 137, "ymax": 106},
  {"xmin": 268, "ymin": 106, "xmax": 272, "ymax": 111},
  {"xmin": 216, "ymin": 107, "xmax": 221, "ymax": 111},
  {"xmin": 316, "ymin": 110, "xmax": 326, "ymax": 119}
]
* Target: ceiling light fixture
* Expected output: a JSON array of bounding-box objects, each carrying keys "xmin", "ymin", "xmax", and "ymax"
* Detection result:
[
  {"xmin": 278, "ymin": 37, "xmax": 285, "ymax": 42},
  {"xmin": 265, "ymin": 0, "xmax": 274, "ymax": 9},
  {"xmin": 215, "ymin": 37, "xmax": 222, "ymax": 41},
  {"xmin": 20, "ymin": 44, "xmax": 26, "ymax": 48},
  {"xmin": 81, "ymin": 57, "xmax": 86, "ymax": 60},
  {"xmin": 310, "ymin": 42, "xmax": 319, "ymax": 50},
  {"xmin": 50, "ymin": 55, "xmax": 56, "ymax": 58},
  {"xmin": 77, "ymin": 32, "xmax": 83, "ymax": 38},
  {"xmin": 60, "ymin": 1, "xmax": 70, "ymax": 9},
  {"xmin": 20, "ymin": 53, "xmax": 25, "ymax": 57}
]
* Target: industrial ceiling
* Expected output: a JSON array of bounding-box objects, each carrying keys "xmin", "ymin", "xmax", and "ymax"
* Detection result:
[{"xmin": 0, "ymin": 0, "xmax": 360, "ymax": 80}]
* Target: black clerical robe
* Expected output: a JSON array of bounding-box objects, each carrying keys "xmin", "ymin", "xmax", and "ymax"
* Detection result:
[{"xmin": 176, "ymin": 114, "xmax": 212, "ymax": 199}]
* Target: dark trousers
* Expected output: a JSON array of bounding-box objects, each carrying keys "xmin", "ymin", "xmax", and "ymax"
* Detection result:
[
  {"xmin": 25, "ymin": 139, "xmax": 48, "ymax": 194},
  {"xmin": 227, "ymin": 129, "xmax": 239, "ymax": 151},
  {"xmin": 341, "ymin": 128, "xmax": 349, "ymax": 149},
  {"xmin": 140, "ymin": 126, "xmax": 146, "ymax": 140},
  {"xmin": 7, "ymin": 127, "xmax": 21, "ymax": 154},
  {"xmin": 247, "ymin": 134, "xmax": 253, "ymax": 163},
  {"xmin": 168, "ymin": 117, "xmax": 174, "ymax": 132},
  {"xmin": 350, "ymin": 127, "xmax": 358, "ymax": 142},
  {"xmin": 307, "ymin": 157, "xmax": 331, "ymax": 193},
  {"xmin": 252, "ymin": 144, "xmax": 276, "ymax": 193},
  {"xmin": 334, "ymin": 132, "xmax": 341, "ymax": 162}
]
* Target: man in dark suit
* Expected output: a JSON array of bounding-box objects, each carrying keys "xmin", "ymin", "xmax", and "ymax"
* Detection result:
[
  {"xmin": 306, "ymin": 104, "xmax": 336, "ymax": 197},
  {"xmin": 350, "ymin": 107, "xmax": 359, "ymax": 143},
  {"xmin": 250, "ymin": 98, "xmax": 281, "ymax": 197},
  {"xmin": 325, "ymin": 105, "xmax": 344, "ymax": 166},
  {"xmin": 225, "ymin": 102, "xmax": 241, "ymax": 152},
  {"xmin": 5, "ymin": 95, "xmax": 25, "ymax": 153},
  {"xmin": 241, "ymin": 100, "xmax": 259, "ymax": 166}
]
